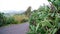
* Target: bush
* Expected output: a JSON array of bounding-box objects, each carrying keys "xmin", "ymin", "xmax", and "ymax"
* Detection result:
[
  {"xmin": 5, "ymin": 17, "xmax": 18, "ymax": 24},
  {"xmin": 28, "ymin": 0, "xmax": 60, "ymax": 34},
  {"xmin": 13, "ymin": 15, "xmax": 29, "ymax": 23},
  {"xmin": 0, "ymin": 13, "xmax": 6, "ymax": 26},
  {"xmin": 0, "ymin": 13, "xmax": 18, "ymax": 27},
  {"xmin": 0, "ymin": 12, "xmax": 29, "ymax": 27}
]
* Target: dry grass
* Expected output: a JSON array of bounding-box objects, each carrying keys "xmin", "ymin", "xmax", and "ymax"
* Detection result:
[{"xmin": 13, "ymin": 15, "xmax": 29, "ymax": 23}]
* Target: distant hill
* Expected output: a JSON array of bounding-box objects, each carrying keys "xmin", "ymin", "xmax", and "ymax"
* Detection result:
[
  {"xmin": 3, "ymin": 10, "xmax": 25, "ymax": 17},
  {"xmin": 0, "ymin": 6, "xmax": 31, "ymax": 17}
]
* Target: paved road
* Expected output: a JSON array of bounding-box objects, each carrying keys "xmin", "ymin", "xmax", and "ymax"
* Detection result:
[{"xmin": 0, "ymin": 22, "xmax": 29, "ymax": 34}]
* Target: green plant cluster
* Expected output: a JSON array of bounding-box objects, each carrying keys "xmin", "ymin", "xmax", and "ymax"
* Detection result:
[
  {"xmin": 5, "ymin": 17, "xmax": 18, "ymax": 24},
  {"xmin": 0, "ymin": 13, "xmax": 18, "ymax": 27},
  {"xmin": 0, "ymin": 13, "xmax": 6, "ymax": 26},
  {"xmin": 28, "ymin": 0, "xmax": 60, "ymax": 34}
]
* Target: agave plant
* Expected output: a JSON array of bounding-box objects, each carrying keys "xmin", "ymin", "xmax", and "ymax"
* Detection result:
[{"xmin": 28, "ymin": 0, "xmax": 60, "ymax": 34}]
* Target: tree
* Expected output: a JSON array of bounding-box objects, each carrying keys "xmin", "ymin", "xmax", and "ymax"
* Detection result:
[{"xmin": 25, "ymin": 6, "xmax": 31, "ymax": 17}]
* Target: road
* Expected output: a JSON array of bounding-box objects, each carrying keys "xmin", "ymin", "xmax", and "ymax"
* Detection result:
[{"xmin": 0, "ymin": 22, "xmax": 29, "ymax": 34}]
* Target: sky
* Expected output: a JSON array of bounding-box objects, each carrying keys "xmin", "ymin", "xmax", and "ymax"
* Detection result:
[{"xmin": 0, "ymin": 0, "xmax": 49, "ymax": 12}]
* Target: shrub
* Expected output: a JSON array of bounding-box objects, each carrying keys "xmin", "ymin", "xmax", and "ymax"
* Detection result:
[
  {"xmin": 0, "ymin": 12, "xmax": 29, "ymax": 27},
  {"xmin": 5, "ymin": 17, "xmax": 18, "ymax": 24},
  {"xmin": 28, "ymin": 0, "xmax": 60, "ymax": 34},
  {"xmin": 0, "ymin": 13, "xmax": 18, "ymax": 27},
  {"xmin": 13, "ymin": 15, "xmax": 29, "ymax": 23},
  {"xmin": 0, "ymin": 13, "xmax": 6, "ymax": 26}
]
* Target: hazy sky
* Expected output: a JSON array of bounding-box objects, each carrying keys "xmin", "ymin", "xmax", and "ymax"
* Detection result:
[{"xmin": 0, "ymin": 0, "xmax": 49, "ymax": 12}]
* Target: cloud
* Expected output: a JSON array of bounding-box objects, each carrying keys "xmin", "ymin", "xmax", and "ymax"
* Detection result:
[{"xmin": 0, "ymin": 0, "xmax": 49, "ymax": 11}]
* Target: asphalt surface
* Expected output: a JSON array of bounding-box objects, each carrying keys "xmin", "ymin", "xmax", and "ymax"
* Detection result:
[{"xmin": 0, "ymin": 22, "xmax": 29, "ymax": 34}]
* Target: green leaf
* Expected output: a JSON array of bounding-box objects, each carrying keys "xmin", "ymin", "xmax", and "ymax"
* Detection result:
[
  {"xmin": 51, "ymin": 13, "xmax": 55, "ymax": 17},
  {"xmin": 30, "ymin": 25, "xmax": 35, "ymax": 31},
  {"xmin": 36, "ymin": 23, "xmax": 40, "ymax": 31},
  {"xmin": 58, "ymin": 23, "xmax": 60, "ymax": 28},
  {"xmin": 52, "ymin": 28, "xmax": 57, "ymax": 34},
  {"xmin": 41, "ymin": 19, "xmax": 53, "ymax": 28}
]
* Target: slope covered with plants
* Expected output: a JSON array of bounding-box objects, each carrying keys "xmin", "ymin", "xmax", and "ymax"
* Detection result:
[
  {"xmin": 28, "ymin": 0, "xmax": 60, "ymax": 34},
  {"xmin": 0, "ymin": 6, "xmax": 31, "ymax": 27}
]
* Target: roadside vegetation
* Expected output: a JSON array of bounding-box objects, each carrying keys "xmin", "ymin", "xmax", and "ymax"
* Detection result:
[
  {"xmin": 28, "ymin": 0, "xmax": 60, "ymax": 34},
  {"xmin": 0, "ymin": 7, "xmax": 31, "ymax": 27},
  {"xmin": 13, "ymin": 14, "xmax": 29, "ymax": 23}
]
